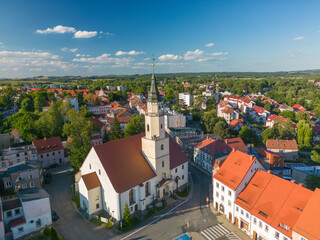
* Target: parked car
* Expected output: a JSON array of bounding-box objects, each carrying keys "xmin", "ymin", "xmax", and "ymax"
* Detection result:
[
  {"xmin": 52, "ymin": 211, "xmax": 59, "ymax": 221},
  {"xmin": 67, "ymin": 170, "xmax": 71, "ymax": 175},
  {"xmin": 49, "ymin": 163, "xmax": 59, "ymax": 169}
]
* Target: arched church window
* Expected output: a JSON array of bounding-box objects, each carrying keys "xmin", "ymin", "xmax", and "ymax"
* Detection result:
[
  {"xmin": 145, "ymin": 182, "xmax": 150, "ymax": 197},
  {"xmin": 129, "ymin": 189, "xmax": 134, "ymax": 204},
  {"xmin": 161, "ymin": 144, "xmax": 164, "ymax": 150}
]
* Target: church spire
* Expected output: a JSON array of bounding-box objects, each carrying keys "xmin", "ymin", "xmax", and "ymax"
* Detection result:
[{"xmin": 148, "ymin": 59, "xmax": 159, "ymax": 103}]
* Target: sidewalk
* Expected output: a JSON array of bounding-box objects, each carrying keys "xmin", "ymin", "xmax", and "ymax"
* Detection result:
[{"xmin": 210, "ymin": 205, "xmax": 252, "ymax": 240}]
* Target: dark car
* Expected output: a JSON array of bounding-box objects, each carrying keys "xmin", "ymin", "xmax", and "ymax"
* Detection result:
[
  {"xmin": 52, "ymin": 211, "xmax": 59, "ymax": 221},
  {"xmin": 49, "ymin": 163, "xmax": 59, "ymax": 169}
]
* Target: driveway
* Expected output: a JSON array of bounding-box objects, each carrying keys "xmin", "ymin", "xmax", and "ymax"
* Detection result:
[{"xmin": 43, "ymin": 164, "xmax": 116, "ymax": 240}]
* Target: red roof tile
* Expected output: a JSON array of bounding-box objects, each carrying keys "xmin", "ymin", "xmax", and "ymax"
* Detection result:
[
  {"xmin": 82, "ymin": 172, "xmax": 101, "ymax": 190},
  {"xmin": 252, "ymin": 105, "xmax": 266, "ymax": 114},
  {"xmin": 32, "ymin": 136, "xmax": 64, "ymax": 154},
  {"xmin": 266, "ymin": 139, "xmax": 298, "ymax": 151},
  {"xmin": 169, "ymin": 137, "xmax": 188, "ymax": 169},
  {"xmin": 9, "ymin": 217, "xmax": 26, "ymax": 228},
  {"xmin": 229, "ymin": 119, "xmax": 244, "ymax": 128},
  {"xmin": 224, "ymin": 137, "xmax": 248, "ymax": 152},
  {"xmin": 214, "ymin": 150, "xmax": 256, "ymax": 190}
]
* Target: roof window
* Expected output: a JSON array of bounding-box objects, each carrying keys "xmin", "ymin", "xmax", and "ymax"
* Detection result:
[{"xmin": 258, "ymin": 211, "xmax": 268, "ymax": 218}]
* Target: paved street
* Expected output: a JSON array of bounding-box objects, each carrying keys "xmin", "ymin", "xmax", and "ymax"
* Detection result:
[{"xmin": 43, "ymin": 163, "xmax": 240, "ymax": 240}]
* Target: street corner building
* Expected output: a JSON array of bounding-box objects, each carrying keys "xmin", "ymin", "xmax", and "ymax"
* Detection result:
[{"xmin": 75, "ymin": 71, "xmax": 189, "ymax": 221}]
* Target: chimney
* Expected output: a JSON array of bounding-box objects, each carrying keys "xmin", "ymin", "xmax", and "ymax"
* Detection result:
[
  {"xmin": 298, "ymin": 183, "xmax": 304, "ymax": 186},
  {"xmin": 44, "ymin": 137, "xmax": 47, "ymax": 141},
  {"xmin": 291, "ymin": 179, "xmax": 296, "ymax": 183},
  {"xmin": 267, "ymin": 170, "xmax": 271, "ymax": 173},
  {"xmin": 232, "ymin": 148, "xmax": 236, "ymax": 152}
]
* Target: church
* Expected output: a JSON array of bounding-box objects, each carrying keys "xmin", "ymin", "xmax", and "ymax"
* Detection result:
[{"xmin": 76, "ymin": 68, "xmax": 189, "ymax": 220}]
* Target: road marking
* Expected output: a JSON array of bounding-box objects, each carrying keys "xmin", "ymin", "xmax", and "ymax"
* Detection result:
[
  {"xmin": 226, "ymin": 232, "xmax": 241, "ymax": 240},
  {"xmin": 201, "ymin": 224, "xmax": 230, "ymax": 240},
  {"xmin": 121, "ymin": 199, "xmax": 189, "ymax": 240}
]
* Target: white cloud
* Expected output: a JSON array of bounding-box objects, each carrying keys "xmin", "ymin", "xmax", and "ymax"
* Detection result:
[
  {"xmin": 294, "ymin": 36, "xmax": 305, "ymax": 40},
  {"xmin": 196, "ymin": 57, "xmax": 213, "ymax": 62},
  {"xmin": 183, "ymin": 49, "xmax": 203, "ymax": 60},
  {"xmin": 36, "ymin": 25, "xmax": 76, "ymax": 34},
  {"xmin": 207, "ymin": 52, "xmax": 228, "ymax": 56},
  {"xmin": 76, "ymin": 53, "xmax": 90, "ymax": 57},
  {"xmin": 73, "ymin": 53, "xmax": 133, "ymax": 67},
  {"xmin": 288, "ymin": 54, "xmax": 295, "ymax": 58},
  {"xmin": 205, "ymin": 43, "xmax": 214, "ymax": 47},
  {"xmin": 74, "ymin": 30, "xmax": 97, "ymax": 38},
  {"xmin": 158, "ymin": 54, "xmax": 180, "ymax": 61},
  {"xmin": 144, "ymin": 57, "xmax": 151, "ymax": 61},
  {"xmin": 61, "ymin": 47, "xmax": 78, "ymax": 52},
  {"xmin": 115, "ymin": 50, "xmax": 145, "ymax": 56}
]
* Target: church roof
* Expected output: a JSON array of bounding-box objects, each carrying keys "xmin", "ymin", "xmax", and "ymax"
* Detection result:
[
  {"xmin": 148, "ymin": 71, "xmax": 159, "ymax": 102},
  {"xmin": 92, "ymin": 133, "xmax": 188, "ymax": 193}
]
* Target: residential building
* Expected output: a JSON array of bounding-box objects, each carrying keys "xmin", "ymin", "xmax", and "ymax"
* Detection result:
[
  {"xmin": 287, "ymin": 164, "xmax": 320, "ymax": 185},
  {"xmin": 266, "ymin": 139, "xmax": 298, "ymax": 160},
  {"xmin": 76, "ymin": 72, "xmax": 189, "ymax": 220},
  {"xmin": 292, "ymin": 104, "xmax": 306, "ymax": 112},
  {"xmin": 1, "ymin": 160, "xmax": 43, "ymax": 192},
  {"xmin": 250, "ymin": 106, "xmax": 270, "ymax": 123},
  {"xmin": 87, "ymin": 104, "xmax": 111, "ymax": 116},
  {"xmin": 266, "ymin": 114, "xmax": 288, "ymax": 128},
  {"xmin": 213, "ymin": 150, "xmax": 264, "ymax": 221},
  {"xmin": 164, "ymin": 112, "xmax": 186, "ymax": 129},
  {"xmin": 32, "ymin": 137, "xmax": 67, "ymax": 168},
  {"xmin": 279, "ymin": 104, "xmax": 293, "ymax": 112},
  {"xmin": 90, "ymin": 116, "xmax": 106, "ymax": 139},
  {"xmin": 0, "ymin": 145, "xmax": 37, "ymax": 171},
  {"xmin": 229, "ymin": 119, "xmax": 244, "ymax": 131},
  {"xmin": 217, "ymin": 106, "xmax": 239, "ymax": 124},
  {"xmin": 256, "ymin": 149, "xmax": 285, "ymax": 177},
  {"xmin": 194, "ymin": 137, "xmax": 248, "ymax": 173},
  {"xmin": 223, "ymin": 95, "xmax": 255, "ymax": 113},
  {"xmin": 117, "ymin": 85, "xmax": 125, "ymax": 91},
  {"xmin": 179, "ymin": 93, "xmax": 193, "ymax": 107}
]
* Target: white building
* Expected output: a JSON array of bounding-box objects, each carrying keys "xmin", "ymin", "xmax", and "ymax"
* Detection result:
[
  {"xmin": 179, "ymin": 93, "xmax": 193, "ymax": 107},
  {"xmin": 87, "ymin": 104, "xmax": 111, "ymax": 116},
  {"xmin": 250, "ymin": 106, "xmax": 270, "ymax": 123},
  {"xmin": 217, "ymin": 101, "xmax": 240, "ymax": 124},
  {"xmin": 77, "ymin": 72, "xmax": 189, "ymax": 220},
  {"xmin": 0, "ymin": 146, "xmax": 37, "ymax": 171},
  {"xmin": 117, "ymin": 85, "xmax": 126, "ymax": 91},
  {"xmin": 164, "ymin": 113, "xmax": 186, "ymax": 129},
  {"xmin": 213, "ymin": 150, "xmax": 264, "ymax": 221}
]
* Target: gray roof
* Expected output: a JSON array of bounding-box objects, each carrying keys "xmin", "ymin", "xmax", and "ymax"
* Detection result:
[
  {"xmin": 7, "ymin": 160, "xmax": 41, "ymax": 173},
  {"xmin": 18, "ymin": 187, "xmax": 50, "ymax": 202}
]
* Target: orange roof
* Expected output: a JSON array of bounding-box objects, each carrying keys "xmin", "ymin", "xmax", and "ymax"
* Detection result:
[
  {"xmin": 293, "ymin": 188, "xmax": 320, "ymax": 240},
  {"xmin": 32, "ymin": 136, "xmax": 64, "ymax": 154},
  {"xmin": 252, "ymin": 105, "xmax": 266, "ymax": 114},
  {"xmin": 81, "ymin": 172, "xmax": 101, "ymax": 190},
  {"xmin": 195, "ymin": 137, "xmax": 215, "ymax": 150},
  {"xmin": 229, "ymin": 119, "xmax": 244, "ymax": 128},
  {"xmin": 237, "ymin": 170, "xmax": 312, "ymax": 238},
  {"xmin": 224, "ymin": 137, "xmax": 248, "ymax": 152},
  {"xmin": 214, "ymin": 150, "xmax": 256, "ymax": 190},
  {"xmin": 222, "ymin": 106, "xmax": 234, "ymax": 114},
  {"xmin": 266, "ymin": 139, "xmax": 298, "ymax": 151}
]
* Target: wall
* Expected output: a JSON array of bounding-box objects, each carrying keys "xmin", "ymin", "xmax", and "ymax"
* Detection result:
[
  {"xmin": 37, "ymin": 149, "xmax": 65, "ymax": 167},
  {"xmin": 88, "ymin": 186, "xmax": 102, "ymax": 215},
  {"xmin": 291, "ymin": 168, "xmax": 308, "ymax": 185}
]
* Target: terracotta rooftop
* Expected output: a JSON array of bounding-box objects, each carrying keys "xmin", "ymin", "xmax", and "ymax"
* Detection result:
[
  {"xmin": 293, "ymin": 188, "xmax": 320, "ymax": 240},
  {"xmin": 214, "ymin": 150, "xmax": 257, "ymax": 190},
  {"xmin": 82, "ymin": 172, "xmax": 101, "ymax": 190},
  {"xmin": 224, "ymin": 137, "xmax": 248, "ymax": 152},
  {"xmin": 229, "ymin": 119, "xmax": 244, "ymax": 128},
  {"xmin": 222, "ymin": 106, "xmax": 234, "ymax": 114},
  {"xmin": 236, "ymin": 170, "xmax": 312, "ymax": 238},
  {"xmin": 266, "ymin": 139, "xmax": 298, "ymax": 151},
  {"xmin": 252, "ymin": 105, "xmax": 266, "ymax": 114},
  {"xmin": 32, "ymin": 136, "xmax": 64, "ymax": 154},
  {"xmin": 195, "ymin": 137, "xmax": 215, "ymax": 150}
]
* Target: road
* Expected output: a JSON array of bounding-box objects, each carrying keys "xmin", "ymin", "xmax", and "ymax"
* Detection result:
[{"xmin": 44, "ymin": 163, "xmax": 220, "ymax": 240}]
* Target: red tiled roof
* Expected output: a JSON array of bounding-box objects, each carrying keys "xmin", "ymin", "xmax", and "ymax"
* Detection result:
[
  {"xmin": 108, "ymin": 116, "xmax": 131, "ymax": 124},
  {"xmin": 229, "ymin": 119, "xmax": 244, "ymax": 128},
  {"xmin": 266, "ymin": 139, "xmax": 298, "ymax": 151},
  {"xmin": 236, "ymin": 170, "xmax": 312, "ymax": 238},
  {"xmin": 91, "ymin": 133, "xmax": 187, "ymax": 193},
  {"xmin": 32, "ymin": 136, "xmax": 64, "ymax": 154},
  {"xmin": 266, "ymin": 114, "xmax": 287, "ymax": 123},
  {"xmin": 195, "ymin": 137, "xmax": 215, "ymax": 150},
  {"xmin": 222, "ymin": 106, "xmax": 234, "ymax": 114},
  {"xmin": 225, "ymin": 137, "xmax": 248, "ymax": 152},
  {"xmin": 214, "ymin": 150, "xmax": 256, "ymax": 190},
  {"xmin": 82, "ymin": 172, "xmax": 101, "ymax": 190},
  {"xmin": 9, "ymin": 217, "xmax": 26, "ymax": 228},
  {"xmin": 292, "ymin": 104, "xmax": 305, "ymax": 110},
  {"xmin": 252, "ymin": 105, "xmax": 266, "ymax": 114},
  {"xmin": 293, "ymin": 188, "xmax": 320, "ymax": 240}
]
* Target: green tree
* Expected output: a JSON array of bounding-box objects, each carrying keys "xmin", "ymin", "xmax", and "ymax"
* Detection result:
[
  {"xmin": 20, "ymin": 98, "xmax": 34, "ymax": 112},
  {"xmin": 63, "ymin": 107, "xmax": 97, "ymax": 169},
  {"xmin": 279, "ymin": 110, "xmax": 296, "ymax": 121},
  {"xmin": 202, "ymin": 110, "xmax": 219, "ymax": 133},
  {"xmin": 33, "ymin": 91, "xmax": 47, "ymax": 112},
  {"xmin": 76, "ymin": 92, "xmax": 84, "ymax": 106},
  {"xmin": 205, "ymin": 96, "xmax": 216, "ymax": 111},
  {"xmin": 122, "ymin": 203, "xmax": 133, "ymax": 229},
  {"xmin": 305, "ymin": 174, "xmax": 320, "ymax": 191},
  {"xmin": 262, "ymin": 128, "xmax": 275, "ymax": 144},
  {"xmin": 50, "ymin": 227, "xmax": 59, "ymax": 240},
  {"xmin": 124, "ymin": 114, "xmax": 145, "ymax": 137},
  {"xmin": 213, "ymin": 120, "xmax": 230, "ymax": 139},
  {"xmin": 194, "ymin": 95, "xmax": 206, "ymax": 110},
  {"xmin": 296, "ymin": 111, "xmax": 306, "ymax": 122},
  {"xmin": 110, "ymin": 116, "xmax": 124, "ymax": 140},
  {"xmin": 297, "ymin": 120, "xmax": 313, "ymax": 147},
  {"xmin": 238, "ymin": 125, "xmax": 259, "ymax": 145}
]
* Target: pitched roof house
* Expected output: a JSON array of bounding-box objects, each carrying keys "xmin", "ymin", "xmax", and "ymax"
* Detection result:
[{"xmin": 266, "ymin": 139, "xmax": 298, "ymax": 160}]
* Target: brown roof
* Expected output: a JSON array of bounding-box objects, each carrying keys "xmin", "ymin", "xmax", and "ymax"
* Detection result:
[
  {"xmin": 90, "ymin": 116, "xmax": 104, "ymax": 129},
  {"xmin": 91, "ymin": 133, "xmax": 188, "ymax": 193},
  {"xmin": 32, "ymin": 136, "xmax": 63, "ymax": 154},
  {"xmin": 266, "ymin": 139, "xmax": 298, "ymax": 151},
  {"xmin": 222, "ymin": 106, "xmax": 234, "ymax": 114},
  {"xmin": 82, "ymin": 172, "xmax": 101, "ymax": 190},
  {"xmin": 293, "ymin": 188, "xmax": 320, "ymax": 240},
  {"xmin": 224, "ymin": 137, "xmax": 248, "ymax": 152},
  {"xmin": 9, "ymin": 217, "xmax": 26, "ymax": 228}
]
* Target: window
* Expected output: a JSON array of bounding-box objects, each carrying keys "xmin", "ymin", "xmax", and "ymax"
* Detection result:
[
  {"xmin": 36, "ymin": 219, "xmax": 41, "ymax": 227},
  {"xmin": 236, "ymin": 206, "xmax": 239, "ymax": 212},
  {"xmin": 18, "ymin": 227, "xmax": 24, "ymax": 232},
  {"xmin": 216, "ymin": 182, "xmax": 219, "ymax": 188},
  {"xmin": 182, "ymin": 175, "xmax": 184, "ymax": 180},
  {"xmin": 6, "ymin": 211, "xmax": 12, "ymax": 218},
  {"xmin": 241, "ymin": 210, "xmax": 244, "ymax": 215},
  {"xmin": 265, "ymin": 225, "xmax": 268, "ymax": 232},
  {"xmin": 16, "ymin": 153, "xmax": 19, "ymax": 157},
  {"xmin": 52, "ymin": 152, "xmax": 55, "ymax": 156},
  {"xmin": 147, "ymin": 124, "xmax": 150, "ymax": 132},
  {"xmin": 161, "ymin": 144, "xmax": 164, "ymax": 150},
  {"xmin": 175, "ymin": 168, "xmax": 177, "ymax": 173},
  {"xmin": 216, "ymin": 192, "xmax": 219, "ymax": 198},
  {"xmin": 30, "ymin": 182, "xmax": 35, "ymax": 187},
  {"xmin": 2, "ymin": 162, "xmax": 5, "ymax": 168},
  {"xmin": 58, "ymin": 151, "xmax": 61, "ymax": 154},
  {"xmin": 228, "ymin": 200, "xmax": 231, "ymax": 206},
  {"xmin": 253, "ymin": 218, "xmax": 257, "ymax": 225},
  {"xmin": 5, "ymin": 181, "xmax": 11, "ymax": 187},
  {"xmin": 221, "ymin": 186, "xmax": 225, "ymax": 192},
  {"xmin": 99, "ymin": 169, "xmax": 101, "ymax": 175},
  {"xmin": 22, "ymin": 184, "xmax": 27, "ymax": 189},
  {"xmin": 46, "ymin": 153, "xmax": 49, "ymax": 157},
  {"xmin": 89, "ymin": 164, "xmax": 91, "ymax": 169},
  {"xmin": 162, "ymin": 161, "xmax": 164, "ymax": 168},
  {"xmin": 275, "ymin": 231, "xmax": 280, "ymax": 239},
  {"xmin": 15, "ymin": 208, "xmax": 20, "ymax": 215},
  {"xmin": 96, "ymin": 203, "xmax": 99, "ymax": 209},
  {"xmin": 246, "ymin": 213, "xmax": 249, "ymax": 218},
  {"xmin": 145, "ymin": 182, "xmax": 150, "ymax": 197},
  {"xmin": 259, "ymin": 221, "xmax": 262, "ymax": 228},
  {"xmin": 283, "ymin": 237, "xmax": 288, "ymax": 240},
  {"xmin": 182, "ymin": 164, "xmax": 184, "ymax": 170},
  {"xmin": 228, "ymin": 190, "xmax": 231, "ymax": 196},
  {"xmin": 221, "ymin": 196, "xmax": 224, "ymax": 201},
  {"xmin": 41, "ymin": 155, "xmax": 43, "ymax": 159},
  {"xmin": 29, "ymin": 175, "xmax": 33, "ymax": 179},
  {"xmin": 129, "ymin": 189, "xmax": 135, "ymax": 204},
  {"xmin": 161, "ymin": 124, "xmax": 163, "ymax": 129}
]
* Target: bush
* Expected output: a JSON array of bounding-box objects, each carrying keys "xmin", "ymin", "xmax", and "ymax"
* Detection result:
[
  {"xmin": 51, "ymin": 227, "xmax": 59, "ymax": 240},
  {"xmin": 177, "ymin": 186, "xmax": 190, "ymax": 197},
  {"xmin": 43, "ymin": 226, "xmax": 51, "ymax": 236}
]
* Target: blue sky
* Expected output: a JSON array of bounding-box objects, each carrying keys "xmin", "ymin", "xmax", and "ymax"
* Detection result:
[{"xmin": 0, "ymin": 0, "xmax": 320, "ymax": 78}]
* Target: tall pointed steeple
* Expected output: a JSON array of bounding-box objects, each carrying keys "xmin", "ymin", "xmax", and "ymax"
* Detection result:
[{"xmin": 148, "ymin": 61, "xmax": 159, "ymax": 103}]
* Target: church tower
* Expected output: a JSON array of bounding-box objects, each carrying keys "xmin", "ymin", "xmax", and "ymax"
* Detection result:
[{"xmin": 142, "ymin": 63, "xmax": 171, "ymax": 182}]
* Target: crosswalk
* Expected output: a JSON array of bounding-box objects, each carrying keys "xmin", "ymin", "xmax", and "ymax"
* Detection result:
[{"xmin": 201, "ymin": 224, "xmax": 241, "ymax": 240}]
